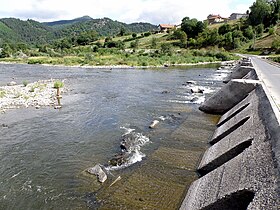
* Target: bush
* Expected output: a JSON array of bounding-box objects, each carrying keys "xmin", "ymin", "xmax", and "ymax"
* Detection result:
[
  {"xmin": 54, "ymin": 80, "xmax": 64, "ymax": 89},
  {"xmin": 23, "ymin": 80, "xmax": 29, "ymax": 87},
  {"xmin": 272, "ymin": 37, "xmax": 280, "ymax": 49},
  {"xmin": 144, "ymin": 32, "xmax": 152, "ymax": 37},
  {"xmin": 160, "ymin": 43, "xmax": 173, "ymax": 55},
  {"xmin": 27, "ymin": 59, "xmax": 44, "ymax": 64}
]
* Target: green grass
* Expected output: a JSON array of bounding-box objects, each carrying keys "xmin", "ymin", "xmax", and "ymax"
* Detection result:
[{"xmin": 0, "ymin": 90, "xmax": 6, "ymax": 98}]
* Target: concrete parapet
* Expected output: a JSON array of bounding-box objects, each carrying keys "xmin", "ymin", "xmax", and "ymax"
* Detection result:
[
  {"xmin": 180, "ymin": 86, "xmax": 280, "ymax": 210},
  {"xmin": 199, "ymin": 79, "xmax": 260, "ymax": 114}
]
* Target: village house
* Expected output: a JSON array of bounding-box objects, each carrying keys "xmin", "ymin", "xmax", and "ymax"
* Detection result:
[
  {"xmin": 158, "ymin": 24, "xmax": 176, "ymax": 32},
  {"xmin": 207, "ymin": 14, "xmax": 228, "ymax": 24},
  {"xmin": 229, "ymin": 13, "xmax": 249, "ymax": 20}
]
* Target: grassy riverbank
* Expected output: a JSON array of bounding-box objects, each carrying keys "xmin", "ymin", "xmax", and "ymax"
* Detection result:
[{"xmin": 0, "ymin": 48, "xmax": 239, "ymax": 67}]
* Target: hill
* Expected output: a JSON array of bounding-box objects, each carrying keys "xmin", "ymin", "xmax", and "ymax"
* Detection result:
[
  {"xmin": 48, "ymin": 17, "xmax": 157, "ymax": 37},
  {"xmin": 44, "ymin": 15, "xmax": 93, "ymax": 28},
  {"xmin": 0, "ymin": 18, "xmax": 54, "ymax": 44},
  {"xmin": 0, "ymin": 16, "xmax": 157, "ymax": 45}
]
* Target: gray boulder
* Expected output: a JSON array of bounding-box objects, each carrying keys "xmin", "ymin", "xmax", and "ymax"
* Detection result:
[{"xmin": 87, "ymin": 164, "xmax": 107, "ymax": 183}]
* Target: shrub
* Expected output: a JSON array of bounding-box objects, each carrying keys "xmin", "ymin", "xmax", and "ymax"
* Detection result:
[
  {"xmin": 54, "ymin": 80, "xmax": 64, "ymax": 89},
  {"xmin": 0, "ymin": 90, "xmax": 6, "ymax": 98},
  {"xmin": 272, "ymin": 37, "xmax": 280, "ymax": 49},
  {"xmin": 23, "ymin": 80, "xmax": 28, "ymax": 87}
]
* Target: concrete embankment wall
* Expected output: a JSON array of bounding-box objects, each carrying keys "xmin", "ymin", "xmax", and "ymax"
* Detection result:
[{"xmin": 180, "ymin": 58, "xmax": 280, "ymax": 210}]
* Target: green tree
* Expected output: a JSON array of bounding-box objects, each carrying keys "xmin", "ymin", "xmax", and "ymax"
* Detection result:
[
  {"xmin": 271, "ymin": 0, "xmax": 280, "ymax": 25},
  {"xmin": 181, "ymin": 17, "xmax": 205, "ymax": 38},
  {"xmin": 233, "ymin": 38, "xmax": 241, "ymax": 49},
  {"xmin": 249, "ymin": 0, "xmax": 272, "ymax": 26},
  {"xmin": 171, "ymin": 29, "xmax": 187, "ymax": 47},
  {"xmin": 160, "ymin": 43, "xmax": 173, "ymax": 55},
  {"xmin": 272, "ymin": 36, "xmax": 280, "ymax": 49},
  {"xmin": 207, "ymin": 29, "xmax": 220, "ymax": 46},
  {"xmin": 224, "ymin": 32, "xmax": 233, "ymax": 49},
  {"xmin": 0, "ymin": 43, "xmax": 12, "ymax": 58},
  {"xmin": 255, "ymin": 24, "xmax": 264, "ymax": 37},
  {"xmin": 119, "ymin": 27, "xmax": 126, "ymax": 36},
  {"xmin": 244, "ymin": 26, "xmax": 254, "ymax": 40},
  {"xmin": 218, "ymin": 24, "xmax": 232, "ymax": 35}
]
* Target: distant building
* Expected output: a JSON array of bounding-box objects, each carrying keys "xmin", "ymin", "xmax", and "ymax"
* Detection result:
[
  {"xmin": 229, "ymin": 13, "xmax": 249, "ymax": 20},
  {"xmin": 207, "ymin": 14, "xmax": 228, "ymax": 24},
  {"xmin": 158, "ymin": 24, "xmax": 176, "ymax": 32}
]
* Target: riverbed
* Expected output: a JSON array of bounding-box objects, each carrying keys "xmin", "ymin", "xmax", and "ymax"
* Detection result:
[{"xmin": 0, "ymin": 63, "xmax": 226, "ymax": 209}]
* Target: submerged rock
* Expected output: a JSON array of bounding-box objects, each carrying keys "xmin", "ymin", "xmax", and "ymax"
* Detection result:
[
  {"xmin": 87, "ymin": 165, "xmax": 107, "ymax": 183},
  {"xmin": 149, "ymin": 120, "xmax": 160, "ymax": 129},
  {"xmin": 191, "ymin": 87, "xmax": 204, "ymax": 94},
  {"xmin": 7, "ymin": 81, "xmax": 17, "ymax": 86},
  {"xmin": 109, "ymin": 153, "xmax": 128, "ymax": 166}
]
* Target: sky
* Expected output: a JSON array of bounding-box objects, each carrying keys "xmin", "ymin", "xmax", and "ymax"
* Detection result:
[{"xmin": 0, "ymin": 0, "xmax": 256, "ymax": 24}]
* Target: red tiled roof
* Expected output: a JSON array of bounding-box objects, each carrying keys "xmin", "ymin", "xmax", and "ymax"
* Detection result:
[{"xmin": 159, "ymin": 24, "xmax": 176, "ymax": 29}]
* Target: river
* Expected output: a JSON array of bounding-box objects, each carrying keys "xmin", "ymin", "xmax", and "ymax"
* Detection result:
[{"xmin": 0, "ymin": 63, "xmax": 226, "ymax": 209}]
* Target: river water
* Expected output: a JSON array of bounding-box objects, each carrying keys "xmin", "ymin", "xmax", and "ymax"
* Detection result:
[{"xmin": 0, "ymin": 64, "xmax": 226, "ymax": 210}]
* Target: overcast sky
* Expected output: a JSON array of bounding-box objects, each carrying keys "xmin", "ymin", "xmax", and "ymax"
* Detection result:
[{"xmin": 0, "ymin": 0, "xmax": 255, "ymax": 24}]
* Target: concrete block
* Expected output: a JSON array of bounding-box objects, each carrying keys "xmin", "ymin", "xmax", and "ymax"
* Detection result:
[
  {"xmin": 199, "ymin": 80, "xmax": 259, "ymax": 114},
  {"xmin": 242, "ymin": 70, "xmax": 259, "ymax": 80},
  {"xmin": 223, "ymin": 66, "xmax": 255, "ymax": 83}
]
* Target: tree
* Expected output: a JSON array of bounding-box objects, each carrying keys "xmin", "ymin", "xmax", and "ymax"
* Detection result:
[
  {"xmin": 0, "ymin": 43, "xmax": 12, "ymax": 58},
  {"xmin": 119, "ymin": 27, "xmax": 126, "ymax": 36},
  {"xmin": 218, "ymin": 24, "xmax": 232, "ymax": 35},
  {"xmin": 160, "ymin": 43, "xmax": 173, "ymax": 55},
  {"xmin": 224, "ymin": 32, "xmax": 233, "ymax": 49},
  {"xmin": 171, "ymin": 29, "xmax": 187, "ymax": 47},
  {"xmin": 249, "ymin": 0, "xmax": 272, "ymax": 27},
  {"xmin": 272, "ymin": 36, "xmax": 280, "ymax": 49},
  {"xmin": 132, "ymin": 33, "xmax": 137, "ymax": 38},
  {"xmin": 181, "ymin": 17, "xmax": 206, "ymax": 38},
  {"xmin": 269, "ymin": 0, "xmax": 280, "ymax": 25},
  {"xmin": 255, "ymin": 24, "xmax": 264, "ymax": 37},
  {"xmin": 244, "ymin": 26, "xmax": 254, "ymax": 40},
  {"xmin": 207, "ymin": 29, "xmax": 220, "ymax": 46}
]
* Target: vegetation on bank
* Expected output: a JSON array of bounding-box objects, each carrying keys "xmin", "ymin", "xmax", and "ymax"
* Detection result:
[{"xmin": 0, "ymin": 0, "xmax": 279, "ymax": 67}]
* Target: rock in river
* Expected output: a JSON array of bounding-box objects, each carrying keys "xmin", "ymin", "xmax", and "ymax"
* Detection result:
[
  {"xmin": 87, "ymin": 164, "xmax": 107, "ymax": 183},
  {"xmin": 149, "ymin": 120, "xmax": 160, "ymax": 129},
  {"xmin": 191, "ymin": 87, "xmax": 204, "ymax": 94}
]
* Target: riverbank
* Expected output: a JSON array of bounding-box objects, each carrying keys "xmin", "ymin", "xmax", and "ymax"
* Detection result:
[
  {"xmin": 0, "ymin": 80, "xmax": 64, "ymax": 114},
  {"xmin": 0, "ymin": 49, "xmax": 239, "ymax": 68},
  {"xmin": 0, "ymin": 60, "xmax": 237, "ymax": 69}
]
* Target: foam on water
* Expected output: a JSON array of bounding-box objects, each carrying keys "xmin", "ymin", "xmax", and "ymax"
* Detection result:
[
  {"xmin": 106, "ymin": 127, "xmax": 150, "ymax": 171},
  {"xmin": 120, "ymin": 126, "xmax": 135, "ymax": 136}
]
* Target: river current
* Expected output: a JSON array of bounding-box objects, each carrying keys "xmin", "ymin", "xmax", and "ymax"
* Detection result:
[{"xmin": 0, "ymin": 63, "xmax": 226, "ymax": 209}]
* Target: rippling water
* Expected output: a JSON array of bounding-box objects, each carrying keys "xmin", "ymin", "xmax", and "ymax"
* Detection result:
[{"xmin": 0, "ymin": 64, "xmax": 225, "ymax": 209}]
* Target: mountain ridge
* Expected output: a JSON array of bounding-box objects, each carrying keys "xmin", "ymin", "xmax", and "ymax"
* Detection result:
[{"xmin": 0, "ymin": 16, "xmax": 157, "ymax": 45}]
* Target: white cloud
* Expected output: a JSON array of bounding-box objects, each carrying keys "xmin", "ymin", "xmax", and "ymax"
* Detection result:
[{"xmin": 0, "ymin": 0, "xmax": 255, "ymax": 24}]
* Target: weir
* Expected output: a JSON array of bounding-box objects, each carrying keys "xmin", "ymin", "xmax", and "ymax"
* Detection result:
[{"xmin": 180, "ymin": 58, "xmax": 280, "ymax": 210}]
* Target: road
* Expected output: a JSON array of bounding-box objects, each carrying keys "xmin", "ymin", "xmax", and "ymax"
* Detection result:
[{"xmin": 250, "ymin": 56, "xmax": 280, "ymax": 123}]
